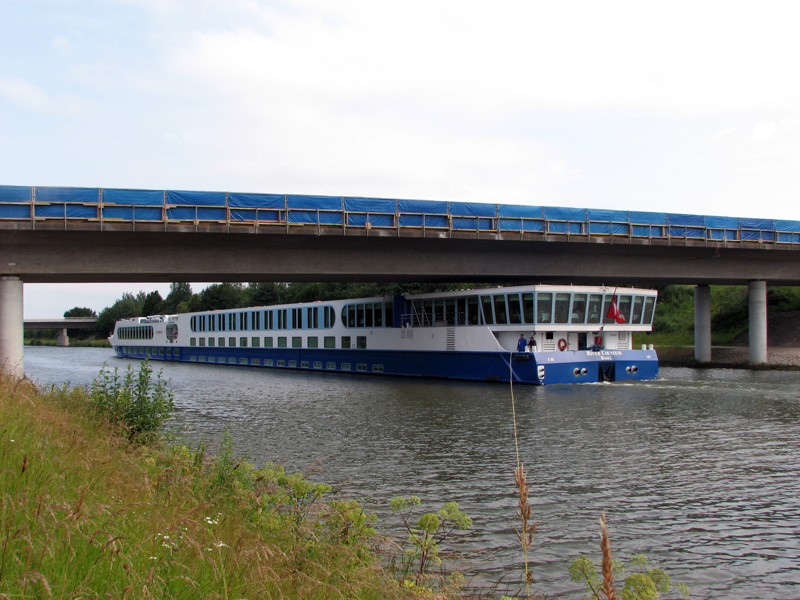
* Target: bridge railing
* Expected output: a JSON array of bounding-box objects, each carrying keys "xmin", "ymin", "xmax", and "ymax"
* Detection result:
[{"xmin": 2, "ymin": 185, "xmax": 799, "ymax": 246}]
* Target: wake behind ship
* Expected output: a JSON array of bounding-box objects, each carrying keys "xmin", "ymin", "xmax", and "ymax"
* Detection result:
[{"xmin": 109, "ymin": 284, "xmax": 658, "ymax": 385}]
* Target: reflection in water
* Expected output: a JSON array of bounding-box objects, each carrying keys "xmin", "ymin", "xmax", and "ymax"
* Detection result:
[{"xmin": 25, "ymin": 347, "xmax": 800, "ymax": 599}]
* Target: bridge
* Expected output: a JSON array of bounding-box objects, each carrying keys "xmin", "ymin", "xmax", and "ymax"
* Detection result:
[
  {"xmin": 3, "ymin": 185, "xmax": 800, "ymax": 375},
  {"xmin": 23, "ymin": 318, "xmax": 98, "ymax": 347}
]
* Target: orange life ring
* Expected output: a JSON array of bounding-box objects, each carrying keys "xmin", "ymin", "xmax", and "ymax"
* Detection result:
[{"xmin": 557, "ymin": 338, "xmax": 568, "ymax": 351}]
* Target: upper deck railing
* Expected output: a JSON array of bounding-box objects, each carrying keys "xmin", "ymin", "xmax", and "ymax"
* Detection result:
[{"xmin": 2, "ymin": 185, "xmax": 799, "ymax": 247}]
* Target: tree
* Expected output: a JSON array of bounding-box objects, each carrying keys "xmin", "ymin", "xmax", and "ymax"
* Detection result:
[
  {"xmin": 141, "ymin": 290, "xmax": 164, "ymax": 316},
  {"xmin": 64, "ymin": 307, "xmax": 96, "ymax": 318},
  {"xmin": 246, "ymin": 282, "xmax": 286, "ymax": 306},
  {"xmin": 200, "ymin": 283, "xmax": 247, "ymax": 311},
  {"xmin": 163, "ymin": 282, "xmax": 193, "ymax": 313}
]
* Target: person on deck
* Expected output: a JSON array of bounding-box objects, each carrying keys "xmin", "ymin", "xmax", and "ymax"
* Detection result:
[
  {"xmin": 528, "ymin": 335, "xmax": 536, "ymax": 352},
  {"xmin": 517, "ymin": 334, "xmax": 527, "ymax": 352}
]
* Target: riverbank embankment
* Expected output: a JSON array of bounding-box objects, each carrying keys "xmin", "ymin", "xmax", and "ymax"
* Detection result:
[{"xmin": 658, "ymin": 346, "xmax": 800, "ymax": 369}]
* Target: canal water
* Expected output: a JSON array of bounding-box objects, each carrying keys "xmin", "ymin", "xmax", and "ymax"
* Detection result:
[{"xmin": 24, "ymin": 346, "xmax": 800, "ymax": 599}]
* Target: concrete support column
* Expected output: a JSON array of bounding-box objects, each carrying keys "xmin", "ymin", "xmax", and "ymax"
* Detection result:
[
  {"xmin": 57, "ymin": 328, "xmax": 69, "ymax": 347},
  {"xmin": 0, "ymin": 276, "xmax": 24, "ymax": 377},
  {"xmin": 694, "ymin": 285, "xmax": 712, "ymax": 363},
  {"xmin": 749, "ymin": 280, "xmax": 768, "ymax": 364}
]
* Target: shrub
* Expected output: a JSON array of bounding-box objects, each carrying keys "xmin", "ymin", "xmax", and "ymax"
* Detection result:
[{"xmin": 88, "ymin": 359, "xmax": 174, "ymax": 441}]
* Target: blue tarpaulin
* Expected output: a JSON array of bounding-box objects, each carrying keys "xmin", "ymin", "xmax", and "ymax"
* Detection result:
[
  {"xmin": 103, "ymin": 188, "xmax": 164, "ymax": 206},
  {"xmin": 0, "ymin": 185, "xmax": 32, "ymax": 203},
  {"xmin": 167, "ymin": 190, "xmax": 227, "ymax": 206},
  {"xmin": 344, "ymin": 197, "xmax": 396, "ymax": 213},
  {"xmin": 287, "ymin": 195, "xmax": 341, "ymax": 210},
  {"xmin": 668, "ymin": 213, "xmax": 705, "ymax": 226},
  {"xmin": 397, "ymin": 199, "xmax": 448, "ymax": 214},
  {"xmin": 497, "ymin": 205, "xmax": 543, "ymax": 219},
  {"xmin": 629, "ymin": 211, "xmax": 667, "ymax": 225},
  {"xmin": 35, "ymin": 187, "xmax": 99, "ymax": 204},
  {"xmin": 449, "ymin": 202, "xmax": 496, "ymax": 217},
  {"xmin": 228, "ymin": 193, "xmax": 285, "ymax": 209},
  {"xmin": 544, "ymin": 206, "xmax": 586, "ymax": 221}
]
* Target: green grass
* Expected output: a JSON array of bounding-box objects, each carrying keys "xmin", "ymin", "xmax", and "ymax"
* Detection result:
[{"xmin": 0, "ymin": 372, "xmax": 430, "ymax": 600}]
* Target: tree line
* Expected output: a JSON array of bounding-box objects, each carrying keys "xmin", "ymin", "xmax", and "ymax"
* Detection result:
[{"xmin": 72, "ymin": 282, "xmax": 482, "ymax": 338}]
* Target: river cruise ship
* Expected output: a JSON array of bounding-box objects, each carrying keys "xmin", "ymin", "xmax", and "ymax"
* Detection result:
[{"xmin": 109, "ymin": 284, "xmax": 658, "ymax": 385}]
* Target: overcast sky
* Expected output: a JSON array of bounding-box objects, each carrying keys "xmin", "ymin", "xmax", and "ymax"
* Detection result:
[{"xmin": 3, "ymin": 0, "xmax": 799, "ymax": 318}]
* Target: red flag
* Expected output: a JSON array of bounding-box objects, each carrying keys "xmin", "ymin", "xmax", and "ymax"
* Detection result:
[{"xmin": 607, "ymin": 296, "xmax": 626, "ymax": 324}]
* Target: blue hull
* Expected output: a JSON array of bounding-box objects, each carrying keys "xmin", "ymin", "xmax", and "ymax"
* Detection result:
[{"xmin": 114, "ymin": 345, "xmax": 658, "ymax": 385}]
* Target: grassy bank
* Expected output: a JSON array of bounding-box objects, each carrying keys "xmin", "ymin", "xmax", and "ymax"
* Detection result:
[{"xmin": 0, "ymin": 371, "xmax": 431, "ymax": 600}]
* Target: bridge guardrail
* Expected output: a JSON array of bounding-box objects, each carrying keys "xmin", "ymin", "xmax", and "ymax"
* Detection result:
[{"xmin": 2, "ymin": 185, "xmax": 799, "ymax": 247}]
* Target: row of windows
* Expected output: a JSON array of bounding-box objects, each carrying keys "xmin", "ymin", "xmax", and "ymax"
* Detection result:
[
  {"xmin": 116, "ymin": 325, "xmax": 154, "ymax": 340},
  {"xmin": 121, "ymin": 346, "xmax": 180, "ymax": 357},
  {"xmin": 189, "ymin": 335, "xmax": 368, "ymax": 349},
  {"xmin": 341, "ymin": 302, "xmax": 394, "ymax": 328},
  {"xmin": 410, "ymin": 292, "xmax": 656, "ymax": 327},
  {"xmin": 188, "ymin": 356, "xmax": 383, "ymax": 372},
  {"xmin": 191, "ymin": 305, "xmax": 336, "ymax": 333}
]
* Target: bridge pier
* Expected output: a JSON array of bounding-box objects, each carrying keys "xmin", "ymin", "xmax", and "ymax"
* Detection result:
[
  {"xmin": 57, "ymin": 328, "xmax": 69, "ymax": 347},
  {"xmin": 0, "ymin": 276, "xmax": 24, "ymax": 377},
  {"xmin": 694, "ymin": 285, "xmax": 712, "ymax": 362},
  {"xmin": 749, "ymin": 280, "xmax": 768, "ymax": 363}
]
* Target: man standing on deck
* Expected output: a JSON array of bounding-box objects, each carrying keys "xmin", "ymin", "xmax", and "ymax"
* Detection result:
[{"xmin": 517, "ymin": 334, "xmax": 527, "ymax": 352}]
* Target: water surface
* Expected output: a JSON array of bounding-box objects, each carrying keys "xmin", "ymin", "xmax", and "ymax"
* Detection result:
[{"xmin": 25, "ymin": 347, "xmax": 800, "ymax": 598}]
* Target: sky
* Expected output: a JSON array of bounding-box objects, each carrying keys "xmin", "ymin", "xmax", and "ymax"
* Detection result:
[{"xmin": 2, "ymin": 0, "xmax": 799, "ymax": 317}]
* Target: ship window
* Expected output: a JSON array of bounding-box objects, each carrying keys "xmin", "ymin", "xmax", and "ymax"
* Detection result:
[
  {"xmin": 251, "ymin": 337, "xmax": 260, "ymax": 347},
  {"xmin": 252, "ymin": 311, "xmax": 260, "ymax": 330},
  {"xmin": 341, "ymin": 336, "xmax": 351, "ymax": 349},
  {"xmin": 218, "ymin": 337, "xmax": 225, "ymax": 347},
  {"xmin": 327, "ymin": 361, "xmax": 336, "ymax": 369},
  {"xmin": 481, "ymin": 296, "xmax": 494, "ymax": 325},
  {"xmin": 252, "ymin": 358, "xmax": 261, "ymax": 365},
  {"xmin": 357, "ymin": 363, "xmax": 367, "ymax": 372},
  {"xmin": 174, "ymin": 349, "xmax": 180, "ymax": 357},
  {"xmin": 190, "ymin": 337, "xmax": 196, "ymax": 346},
  {"xmin": 571, "ymin": 294, "xmax": 587, "ymax": 324},
  {"xmin": 357, "ymin": 336, "xmax": 367, "ymax": 349},
  {"xmin": 587, "ymin": 294, "xmax": 603, "ymax": 324},
  {"xmin": 228, "ymin": 313, "xmax": 235, "ymax": 331},
  {"xmin": 554, "ymin": 293, "xmax": 570, "ymax": 323},
  {"xmin": 508, "ymin": 294, "xmax": 522, "ymax": 324},
  {"xmin": 292, "ymin": 336, "xmax": 302, "ymax": 348},
  {"xmin": 313, "ymin": 361, "xmax": 322, "ymax": 369},
  {"xmin": 229, "ymin": 337, "xmax": 236, "ymax": 347},
  {"xmin": 265, "ymin": 359, "xmax": 273, "ymax": 366},
  {"xmin": 522, "ymin": 293, "xmax": 534, "ymax": 324},
  {"xmin": 166, "ymin": 348, "xmax": 172, "ymax": 356},
  {"xmin": 277, "ymin": 360, "xmax": 285, "ymax": 367},
  {"xmin": 468, "ymin": 296, "xmax": 480, "ymax": 324},
  {"xmin": 341, "ymin": 362, "xmax": 351, "ymax": 370},
  {"xmin": 267, "ymin": 311, "xmax": 274, "ymax": 330},
  {"xmin": 493, "ymin": 295, "xmax": 508, "ymax": 324},
  {"xmin": 602, "ymin": 295, "xmax": 616, "ymax": 324},
  {"xmin": 537, "ymin": 293, "xmax": 553, "ymax": 323},
  {"xmin": 324, "ymin": 306, "xmax": 335, "ymax": 328},
  {"xmin": 301, "ymin": 361, "xmax": 309, "ymax": 368},
  {"xmin": 208, "ymin": 338, "xmax": 215, "ymax": 347},
  {"xmin": 618, "ymin": 295, "xmax": 632, "ymax": 323},
  {"xmin": 240, "ymin": 312, "xmax": 247, "ymax": 330},
  {"xmin": 264, "ymin": 336, "xmax": 273, "ymax": 348},
  {"xmin": 199, "ymin": 338, "xmax": 206, "ymax": 347},
  {"xmin": 631, "ymin": 296, "xmax": 644, "ymax": 324},
  {"xmin": 324, "ymin": 336, "xmax": 336, "ymax": 348},
  {"xmin": 643, "ymin": 297, "xmax": 656, "ymax": 324},
  {"xmin": 278, "ymin": 337, "xmax": 287, "ymax": 348},
  {"xmin": 308, "ymin": 336, "xmax": 318, "ymax": 348},
  {"xmin": 373, "ymin": 364, "xmax": 384, "ymax": 372},
  {"xmin": 240, "ymin": 337, "xmax": 247, "ymax": 347}
]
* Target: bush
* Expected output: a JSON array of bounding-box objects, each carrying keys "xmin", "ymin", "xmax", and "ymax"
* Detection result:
[{"xmin": 88, "ymin": 359, "xmax": 174, "ymax": 441}]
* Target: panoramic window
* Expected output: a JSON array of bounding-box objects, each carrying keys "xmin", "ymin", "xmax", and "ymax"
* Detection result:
[
  {"xmin": 537, "ymin": 293, "xmax": 553, "ymax": 323},
  {"xmin": 554, "ymin": 293, "xmax": 570, "ymax": 323},
  {"xmin": 571, "ymin": 294, "xmax": 587, "ymax": 324}
]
